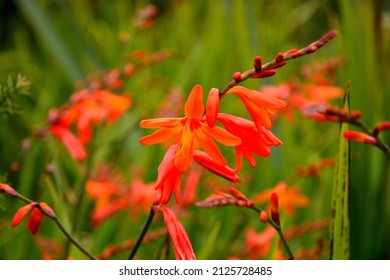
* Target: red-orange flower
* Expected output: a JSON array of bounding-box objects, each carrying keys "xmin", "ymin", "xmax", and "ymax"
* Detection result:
[
  {"xmin": 255, "ymin": 181, "xmax": 309, "ymax": 215},
  {"xmin": 139, "ymin": 85, "xmax": 241, "ymax": 172},
  {"xmin": 270, "ymin": 193, "xmax": 280, "ymax": 226},
  {"xmin": 193, "ymin": 150, "xmax": 240, "ymax": 183},
  {"xmin": 86, "ymin": 165, "xmax": 155, "ymax": 224},
  {"xmin": 47, "ymin": 109, "xmax": 87, "ymax": 162},
  {"xmin": 158, "ymin": 207, "xmax": 196, "ymax": 260},
  {"xmin": 217, "ymin": 113, "xmax": 282, "ymax": 171},
  {"xmin": 63, "ymin": 89, "xmax": 132, "ymax": 144},
  {"xmin": 0, "ymin": 183, "xmax": 18, "ymax": 196},
  {"xmin": 244, "ymin": 226, "xmax": 276, "ymax": 259},
  {"xmin": 225, "ymin": 86, "xmax": 287, "ymax": 130},
  {"xmin": 344, "ymin": 130, "xmax": 378, "ymax": 146},
  {"xmin": 11, "ymin": 202, "xmax": 53, "ymax": 235},
  {"xmin": 155, "ymin": 144, "xmax": 182, "ymax": 204}
]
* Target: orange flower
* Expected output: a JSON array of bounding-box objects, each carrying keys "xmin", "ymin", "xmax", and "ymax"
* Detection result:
[
  {"xmin": 182, "ymin": 164, "xmax": 203, "ymax": 206},
  {"xmin": 270, "ymin": 193, "xmax": 280, "ymax": 226},
  {"xmin": 49, "ymin": 123, "xmax": 88, "ymax": 162},
  {"xmin": 193, "ymin": 150, "xmax": 240, "ymax": 183},
  {"xmin": 139, "ymin": 85, "xmax": 241, "ymax": 172},
  {"xmin": 158, "ymin": 207, "xmax": 196, "ymax": 260},
  {"xmin": 0, "ymin": 183, "xmax": 18, "ymax": 196},
  {"xmin": 11, "ymin": 202, "xmax": 53, "ymax": 235},
  {"xmin": 46, "ymin": 109, "xmax": 87, "ymax": 162},
  {"xmin": 344, "ymin": 131, "xmax": 378, "ymax": 146},
  {"xmin": 217, "ymin": 113, "xmax": 282, "ymax": 171},
  {"xmin": 155, "ymin": 144, "xmax": 182, "ymax": 204},
  {"xmin": 86, "ymin": 165, "xmax": 155, "ymax": 224},
  {"xmin": 64, "ymin": 89, "xmax": 132, "ymax": 144},
  {"xmin": 225, "ymin": 86, "xmax": 287, "ymax": 130},
  {"xmin": 244, "ymin": 226, "xmax": 276, "ymax": 259},
  {"xmin": 255, "ymin": 181, "xmax": 309, "ymax": 215}
]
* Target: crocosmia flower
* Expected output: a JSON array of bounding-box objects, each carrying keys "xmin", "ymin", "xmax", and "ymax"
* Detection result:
[
  {"xmin": 158, "ymin": 207, "xmax": 196, "ymax": 260},
  {"xmin": 225, "ymin": 86, "xmax": 287, "ymax": 130},
  {"xmin": 11, "ymin": 202, "xmax": 53, "ymax": 235},
  {"xmin": 217, "ymin": 113, "xmax": 282, "ymax": 171},
  {"xmin": 139, "ymin": 85, "xmax": 241, "ymax": 173}
]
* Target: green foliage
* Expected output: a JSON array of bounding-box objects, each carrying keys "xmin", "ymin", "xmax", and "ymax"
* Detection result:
[
  {"xmin": 0, "ymin": 74, "xmax": 30, "ymax": 117},
  {"xmin": 329, "ymin": 83, "xmax": 350, "ymax": 260}
]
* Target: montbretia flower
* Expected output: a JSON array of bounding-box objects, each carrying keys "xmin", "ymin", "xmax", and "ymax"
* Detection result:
[
  {"xmin": 158, "ymin": 207, "xmax": 196, "ymax": 260},
  {"xmin": 217, "ymin": 113, "xmax": 282, "ymax": 171},
  {"xmin": 0, "ymin": 183, "xmax": 18, "ymax": 196},
  {"xmin": 12, "ymin": 202, "xmax": 54, "ymax": 235},
  {"xmin": 64, "ymin": 89, "xmax": 132, "ymax": 144},
  {"xmin": 155, "ymin": 144, "xmax": 183, "ymax": 204},
  {"xmin": 86, "ymin": 165, "xmax": 155, "ymax": 224},
  {"xmin": 193, "ymin": 150, "xmax": 240, "ymax": 183},
  {"xmin": 139, "ymin": 85, "xmax": 241, "ymax": 173},
  {"xmin": 344, "ymin": 131, "xmax": 378, "ymax": 146},
  {"xmin": 270, "ymin": 193, "xmax": 280, "ymax": 226},
  {"xmin": 46, "ymin": 109, "xmax": 87, "ymax": 162},
  {"xmin": 255, "ymin": 181, "xmax": 309, "ymax": 215},
  {"xmin": 224, "ymin": 86, "xmax": 287, "ymax": 130}
]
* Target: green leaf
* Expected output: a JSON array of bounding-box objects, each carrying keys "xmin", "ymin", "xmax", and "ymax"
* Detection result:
[
  {"xmin": 197, "ymin": 222, "xmax": 221, "ymax": 260},
  {"xmin": 329, "ymin": 82, "xmax": 350, "ymax": 259}
]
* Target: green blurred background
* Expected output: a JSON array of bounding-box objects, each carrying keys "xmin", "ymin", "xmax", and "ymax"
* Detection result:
[{"xmin": 0, "ymin": 0, "xmax": 389, "ymax": 259}]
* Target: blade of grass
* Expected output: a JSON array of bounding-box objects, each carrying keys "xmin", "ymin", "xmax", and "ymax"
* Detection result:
[
  {"xmin": 14, "ymin": 0, "xmax": 84, "ymax": 82},
  {"xmin": 329, "ymin": 82, "xmax": 350, "ymax": 260}
]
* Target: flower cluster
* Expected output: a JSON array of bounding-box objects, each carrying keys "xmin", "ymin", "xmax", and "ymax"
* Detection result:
[{"xmin": 138, "ymin": 30, "xmax": 338, "ymax": 259}]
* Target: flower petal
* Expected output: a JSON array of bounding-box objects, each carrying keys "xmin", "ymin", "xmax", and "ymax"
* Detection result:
[
  {"xmin": 184, "ymin": 85, "xmax": 204, "ymax": 118},
  {"xmin": 139, "ymin": 126, "xmax": 183, "ymax": 145},
  {"xmin": 195, "ymin": 128, "xmax": 227, "ymax": 166},
  {"xmin": 159, "ymin": 207, "xmax": 196, "ymax": 260},
  {"xmin": 206, "ymin": 88, "xmax": 220, "ymax": 127},
  {"xmin": 201, "ymin": 124, "xmax": 242, "ymax": 146},
  {"xmin": 12, "ymin": 204, "xmax": 34, "ymax": 228},
  {"xmin": 193, "ymin": 150, "xmax": 240, "ymax": 183},
  {"xmin": 26, "ymin": 207, "xmax": 44, "ymax": 235},
  {"xmin": 140, "ymin": 118, "xmax": 182, "ymax": 128}
]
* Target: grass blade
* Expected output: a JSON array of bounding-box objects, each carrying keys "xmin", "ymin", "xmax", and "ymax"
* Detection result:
[{"xmin": 329, "ymin": 82, "xmax": 350, "ymax": 259}]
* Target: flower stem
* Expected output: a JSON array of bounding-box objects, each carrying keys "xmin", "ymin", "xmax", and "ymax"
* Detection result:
[
  {"xmin": 351, "ymin": 119, "xmax": 390, "ymax": 158},
  {"xmin": 252, "ymin": 206, "xmax": 295, "ymax": 260},
  {"xmin": 219, "ymin": 30, "xmax": 338, "ymax": 97},
  {"xmin": 52, "ymin": 217, "xmax": 96, "ymax": 260},
  {"xmin": 128, "ymin": 204, "xmax": 156, "ymax": 260},
  {"xmin": 63, "ymin": 126, "xmax": 98, "ymax": 259},
  {"xmin": 6, "ymin": 191, "xmax": 96, "ymax": 260}
]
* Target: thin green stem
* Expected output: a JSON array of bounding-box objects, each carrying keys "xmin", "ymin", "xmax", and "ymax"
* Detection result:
[
  {"xmin": 251, "ymin": 206, "xmax": 295, "ymax": 260},
  {"xmin": 4, "ymin": 191, "xmax": 96, "ymax": 260},
  {"xmin": 52, "ymin": 217, "xmax": 96, "ymax": 260},
  {"xmin": 63, "ymin": 126, "xmax": 98, "ymax": 259},
  {"xmin": 128, "ymin": 204, "xmax": 156, "ymax": 260}
]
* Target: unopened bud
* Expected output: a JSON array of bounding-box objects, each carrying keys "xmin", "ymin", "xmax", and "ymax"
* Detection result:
[
  {"xmin": 232, "ymin": 72, "xmax": 242, "ymax": 83},
  {"xmin": 260, "ymin": 210, "xmax": 268, "ymax": 223}
]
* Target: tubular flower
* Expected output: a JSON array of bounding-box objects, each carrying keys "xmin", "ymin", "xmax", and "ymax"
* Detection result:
[
  {"xmin": 86, "ymin": 165, "xmax": 155, "ymax": 224},
  {"xmin": 63, "ymin": 89, "xmax": 132, "ymax": 144},
  {"xmin": 155, "ymin": 144, "xmax": 182, "ymax": 204},
  {"xmin": 193, "ymin": 150, "xmax": 240, "ymax": 183},
  {"xmin": 158, "ymin": 207, "xmax": 196, "ymax": 260},
  {"xmin": 139, "ymin": 85, "xmax": 241, "ymax": 172},
  {"xmin": 47, "ymin": 109, "xmax": 87, "ymax": 162},
  {"xmin": 0, "ymin": 183, "xmax": 18, "ymax": 196},
  {"xmin": 255, "ymin": 181, "xmax": 309, "ymax": 215},
  {"xmin": 224, "ymin": 86, "xmax": 286, "ymax": 130},
  {"xmin": 344, "ymin": 131, "xmax": 378, "ymax": 146},
  {"xmin": 11, "ymin": 202, "xmax": 51, "ymax": 235},
  {"xmin": 217, "ymin": 113, "xmax": 282, "ymax": 171}
]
